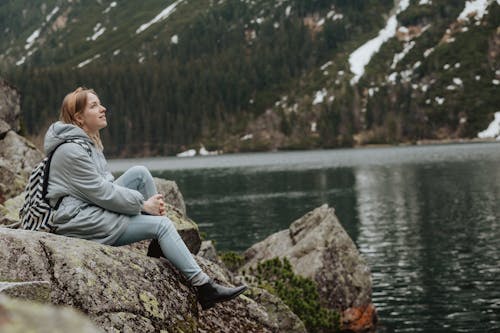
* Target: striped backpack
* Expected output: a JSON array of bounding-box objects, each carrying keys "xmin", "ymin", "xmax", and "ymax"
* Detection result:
[{"xmin": 19, "ymin": 139, "xmax": 92, "ymax": 232}]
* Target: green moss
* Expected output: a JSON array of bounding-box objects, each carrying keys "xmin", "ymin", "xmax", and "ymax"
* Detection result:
[
  {"xmin": 139, "ymin": 291, "xmax": 164, "ymax": 320},
  {"xmin": 250, "ymin": 258, "xmax": 340, "ymax": 333},
  {"xmin": 129, "ymin": 263, "xmax": 144, "ymax": 272},
  {"xmin": 86, "ymin": 278, "xmax": 96, "ymax": 287}
]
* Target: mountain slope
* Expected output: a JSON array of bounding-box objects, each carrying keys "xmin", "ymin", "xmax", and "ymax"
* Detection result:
[{"xmin": 1, "ymin": 0, "xmax": 498, "ymax": 156}]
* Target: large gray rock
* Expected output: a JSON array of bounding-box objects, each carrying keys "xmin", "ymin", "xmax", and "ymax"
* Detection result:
[
  {"xmin": 0, "ymin": 119, "xmax": 10, "ymax": 137},
  {"xmin": 0, "ymin": 281, "xmax": 51, "ymax": 302},
  {"xmin": 198, "ymin": 240, "xmax": 222, "ymax": 264},
  {"xmin": 0, "ymin": 295, "xmax": 105, "ymax": 333},
  {"xmin": 0, "ymin": 80, "xmax": 20, "ymax": 133},
  {"xmin": 198, "ymin": 242, "xmax": 307, "ymax": 333},
  {"xmin": 241, "ymin": 204, "xmax": 377, "ymax": 332},
  {"xmin": 0, "ymin": 131, "xmax": 44, "ymax": 203},
  {"xmin": 0, "ymin": 130, "xmax": 44, "ymax": 176},
  {"xmin": 0, "ymin": 228, "xmax": 275, "ymax": 332},
  {"xmin": 0, "ymin": 159, "xmax": 27, "ymax": 204},
  {"xmin": 154, "ymin": 176, "xmax": 186, "ymax": 215},
  {"xmin": 0, "ymin": 192, "xmax": 23, "ymax": 227},
  {"xmin": 0, "ymin": 80, "xmax": 40, "ymax": 203},
  {"xmin": 244, "ymin": 287, "xmax": 307, "ymax": 333}
]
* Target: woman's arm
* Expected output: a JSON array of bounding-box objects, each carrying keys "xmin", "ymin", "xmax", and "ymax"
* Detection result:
[{"xmin": 53, "ymin": 143, "xmax": 144, "ymax": 215}]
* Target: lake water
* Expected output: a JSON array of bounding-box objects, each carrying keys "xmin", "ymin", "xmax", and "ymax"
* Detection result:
[{"xmin": 109, "ymin": 143, "xmax": 500, "ymax": 333}]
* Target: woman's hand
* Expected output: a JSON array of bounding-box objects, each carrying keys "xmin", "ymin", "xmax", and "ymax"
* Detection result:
[{"xmin": 142, "ymin": 194, "xmax": 165, "ymax": 216}]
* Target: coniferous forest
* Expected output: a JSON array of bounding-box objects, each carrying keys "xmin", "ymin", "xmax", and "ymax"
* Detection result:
[{"xmin": 2, "ymin": 0, "xmax": 499, "ymax": 156}]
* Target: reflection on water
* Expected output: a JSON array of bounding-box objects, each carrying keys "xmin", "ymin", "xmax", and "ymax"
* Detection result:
[
  {"xmin": 355, "ymin": 162, "xmax": 500, "ymax": 332},
  {"xmin": 113, "ymin": 143, "xmax": 500, "ymax": 333}
]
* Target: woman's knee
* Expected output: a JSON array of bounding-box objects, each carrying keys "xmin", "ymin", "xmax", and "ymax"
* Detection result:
[
  {"xmin": 128, "ymin": 165, "xmax": 150, "ymax": 179},
  {"xmin": 157, "ymin": 217, "xmax": 176, "ymax": 236}
]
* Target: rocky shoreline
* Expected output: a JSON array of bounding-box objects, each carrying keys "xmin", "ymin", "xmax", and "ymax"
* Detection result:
[{"xmin": 0, "ymin": 81, "xmax": 377, "ymax": 332}]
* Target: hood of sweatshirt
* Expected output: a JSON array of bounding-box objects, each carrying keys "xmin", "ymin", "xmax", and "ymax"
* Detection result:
[{"xmin": 44, "ymin": 121, "xmax": 94, "ymax": 155}]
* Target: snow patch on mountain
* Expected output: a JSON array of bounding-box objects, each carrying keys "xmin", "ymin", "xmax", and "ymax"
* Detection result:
[
  {"xmin": 136, "ymin": 0, "xmax": 183, "ymax": 34},
  {"xmin": 46, "ymin": 6, "xmax": 60, "ymax": 22},
  {"xmin": 478, "ymin": 112, "xmax": 500, "ymax": 139},
  {"xmin": 77, "ymin": 54, "xmax": 101, "ymax": 68},
  {"xmin": 391, "ymin": 41, "xmax": 415, "ymax": 69},
  {"xmin": 25, "ymin": 28, "xmax": 41, "ymax": 51},
  {"xmin": 25, "ymin": 6, "xmax": 60, "ymax": 51},
  {"xmin": 103, "ymin": 1, "xmax": 117, "ymax": 14},
  {"xmin": 349, "ymin": 0, "xmax": 410, "ymax": 84},
  {"xmin": 312, "ymin": 89, "xmax": 328, "ymax": 105},
  {"xmin": 87, "ymin": 23, "xmax": 106, "ymax": 41},
  {"xmin": 458, "ymin": 0, "xmax": 492, "ymax": 22},
  {"xmin": 19, "ymin": 5, "xmax": 60, "ymax": 65}
]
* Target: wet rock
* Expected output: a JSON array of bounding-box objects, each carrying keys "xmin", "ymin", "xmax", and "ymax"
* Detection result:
[{"xmin": 241, "ymin": 204, "xmax": 377, "ymax": 332}]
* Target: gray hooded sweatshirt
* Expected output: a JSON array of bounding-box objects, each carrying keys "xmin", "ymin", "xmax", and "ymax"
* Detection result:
[{"xmin": 44, "ymin": 121, "xmax": 144, "ymax": 244}]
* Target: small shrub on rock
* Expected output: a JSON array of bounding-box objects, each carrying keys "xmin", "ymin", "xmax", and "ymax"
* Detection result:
[
  {"xmin": 219, "ymin": 251, "xmax": 245, "ymax": 272},
  {"xmin": 251, "ymin": 257, "xmax": 340, "ymax": 333}
]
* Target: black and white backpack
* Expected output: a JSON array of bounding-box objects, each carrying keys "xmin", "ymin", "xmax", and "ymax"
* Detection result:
[{"xmin": 19, "ymin": 139, "xmax": 92, "ymax": 232}]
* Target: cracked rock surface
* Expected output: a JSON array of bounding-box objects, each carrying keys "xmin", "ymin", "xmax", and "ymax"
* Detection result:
[{"xmin": 0, "ymin": 228, "xmax": 274, "ymax": 332}]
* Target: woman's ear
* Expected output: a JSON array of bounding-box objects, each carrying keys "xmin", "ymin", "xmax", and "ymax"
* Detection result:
[{"xmin": 74, "ymin": 112, "xmax": 84, "ymax": 127}]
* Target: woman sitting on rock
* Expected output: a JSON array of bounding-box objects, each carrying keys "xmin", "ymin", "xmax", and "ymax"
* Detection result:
[{"xmin": 44, "ymin": 87, "xmax": 246, "ymax": 309}]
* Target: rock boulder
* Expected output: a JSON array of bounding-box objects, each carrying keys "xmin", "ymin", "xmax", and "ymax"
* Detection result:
[
  {"xmin": 241, "ymin": 204, "xmax": 377, "ymax": 332},
  {"xmin": 154, "ymin": 177, "xmax": 186, "ymax": 215},
  {"xmin": 0, "ymin": 80, "xmax": 21, "ymax": 133},
  {"xmin": 0, "ymin": 281, "xmax": 51, "ymax": 303},
  {"xmin": 0, "ymin": 131, "xmax": 44, "ymax": 203},
  {"xmin": 0, "ymin": 295, "xmax": 105, "ymax": 333},
  {"xmin": 0, "ymin": 228, "xmax": 275, "ymax": 332}
]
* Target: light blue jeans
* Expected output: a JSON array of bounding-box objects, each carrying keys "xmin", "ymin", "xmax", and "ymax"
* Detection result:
[{"xmin": 111, "ymin": 166, "xmax": 208, "ymax": 285}]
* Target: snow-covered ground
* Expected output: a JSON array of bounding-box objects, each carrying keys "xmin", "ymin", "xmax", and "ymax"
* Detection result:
[
  {"xmin": 136, "ymin": 0, "xmax": 183, "ymax": 34},
  {"xmin": 77, "ymin": 54, "xmax": 101, "ymax": 68},
  {"xmin": 478, "ymin": 112, "xmax": 500, "ymax": 140},
  {"xmin": 458, "ymin": 0, "xmax": 494, "ymax": 22},
  {"xmin": 349, "ymin": 0, "xmax": 410, "ymax": 84}
]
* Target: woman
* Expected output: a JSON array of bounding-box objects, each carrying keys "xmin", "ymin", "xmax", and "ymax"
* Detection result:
[{"xmin": 44, "ymin": 87, "xmax": 246, "ymax": 310}]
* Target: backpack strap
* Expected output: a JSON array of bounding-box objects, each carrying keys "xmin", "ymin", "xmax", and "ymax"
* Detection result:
[{"xmin": 42, "ymin": 139, "xmax": 93, "ymax": 209}]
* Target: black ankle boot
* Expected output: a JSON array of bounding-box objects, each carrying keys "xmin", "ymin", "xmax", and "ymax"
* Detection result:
[{"xmin": 196, "ymin": 279, "xmax": 248, "ymax": 310}]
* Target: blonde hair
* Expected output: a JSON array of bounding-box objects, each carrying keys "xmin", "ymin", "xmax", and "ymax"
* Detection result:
[{"xmin": 60, "ymin": 87, "xmax": 104, "ymax": 150}]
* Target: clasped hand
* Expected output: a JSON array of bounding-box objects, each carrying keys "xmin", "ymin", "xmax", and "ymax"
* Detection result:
[{"xmin": 142, "ymin": 194, "xmax": 165, "ymax": 216}]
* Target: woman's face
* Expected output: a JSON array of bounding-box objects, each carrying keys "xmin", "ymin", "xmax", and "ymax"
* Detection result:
[{"xmin": 77, "ymin": 92, "xmax": 107, "ymax": 134}]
